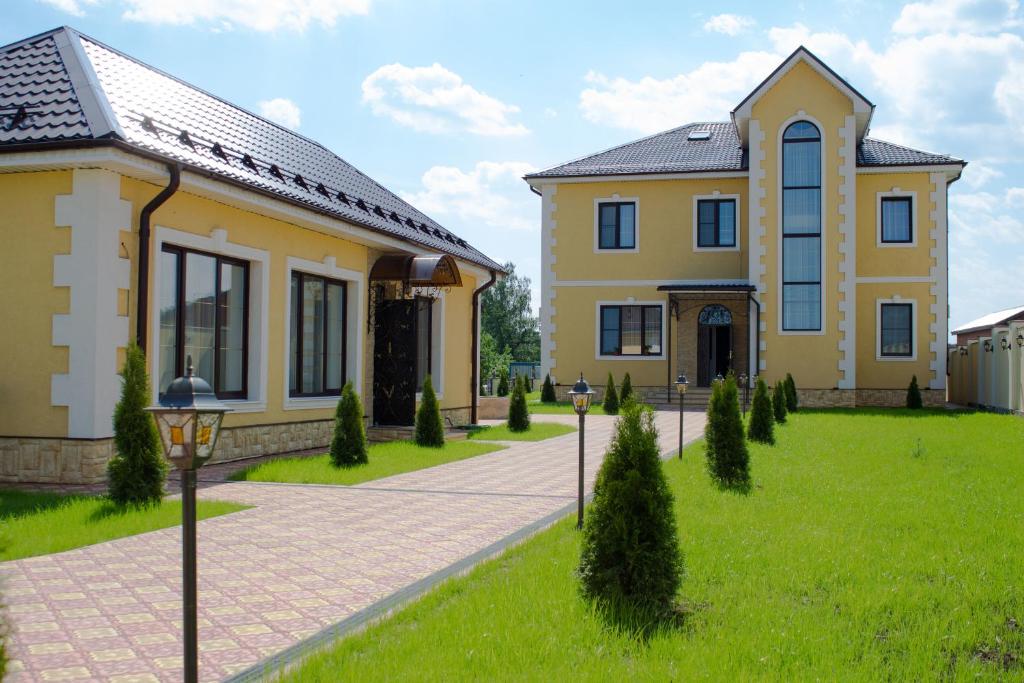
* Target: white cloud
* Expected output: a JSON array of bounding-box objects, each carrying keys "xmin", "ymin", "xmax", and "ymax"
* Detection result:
[
  {"xmin": 950, "ymin": 189, "xmax": 1024, "ymax": 246},
  {"xmin": 39, "ymin": 0, "xmax": 370, "ymax": 30},
  {"xmin": 892, "ymin": 0, "xmax": 1019, "ymax": 34},
  {"xmin": 362, "ymin": 63, "xmax": 528, "ymax": 136},
  {"xmin": 579, "ymin": 51, "xmax": 779, "ymax": 134},
  {"xmin": 400, "ymin": 161, "xmax": 538, "ymax": 232},
  {"xmin": 37, "ymin": 0, "xmax": 100, "ymax": 15},
  {"xmin": 703, "ymin": 13, "xmax": 756, "ymax": 36},
  {"xmin": 257, "ymin": 98, "xmax": 301, "ymax": 129},
  {"xmin": 1003, "ymin": 186, "xmax": 1024, "ymax": 205}
]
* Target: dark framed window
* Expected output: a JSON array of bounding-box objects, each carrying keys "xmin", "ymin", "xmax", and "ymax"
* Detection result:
[
  {"xmin": 781, "ymin": 120, "xmax": 822, "ymax": 331},
  {"xmin": 159, "ymin": 245, "xmax": 249, "ymax": 399},
  {"xmin": 597, "ymin": 201, "xmax": 636, "ymax": 249},
  {"xmin": 697, "ymin": 198, "xmax": 736, "ymax": 247},
  {"xmin": 881, "ymin": 197, "xmax": 913, "ymax": 243},
  {"xmin": 289, "ymin": 272, "xmax": 347, "ymax": 397},
  {"xmin": 880, "ymin": 303, "xmax": 913, "ymax": 357},
  {"xmin": 599, "ymin": 305, "xmax": 662, "ymax": 356},
  {"xmin": 415, "ymin": 296, "xmax": 432, "ymax": 391}
]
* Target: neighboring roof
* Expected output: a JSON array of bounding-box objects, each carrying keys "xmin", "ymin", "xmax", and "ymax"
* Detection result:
[
  {"xmin": 0, "ymin": 27, "xmax": 503, "ymax": 272},
  {"xmin": 952, "ymin": 305, "xmax": 1024, "ymax": 335}
]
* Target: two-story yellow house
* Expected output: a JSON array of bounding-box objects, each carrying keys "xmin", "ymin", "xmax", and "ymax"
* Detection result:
[
  {"xmin": 0, "ymin": 27, "xmax": 503, "ymax": 484},
  {"xmin": 526, "ymin": 47, "xmax": 965, "ymax": 407}
]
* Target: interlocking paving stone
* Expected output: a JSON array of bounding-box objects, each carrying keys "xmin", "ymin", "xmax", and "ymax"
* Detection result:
[{"xmin": 2, "ymin": 411, "xmax": 704, "ymax": 681}]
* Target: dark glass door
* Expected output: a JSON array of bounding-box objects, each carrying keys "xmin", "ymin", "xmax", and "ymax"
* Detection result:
[{"xmin": 698, "ymin": 324, "xmax": 732, "ymax": 387}]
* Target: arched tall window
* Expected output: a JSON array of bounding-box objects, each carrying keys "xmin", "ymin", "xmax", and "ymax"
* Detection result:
[{"xmin": 782, "ymin": 120, "xmax": 821, "ymax": 331}]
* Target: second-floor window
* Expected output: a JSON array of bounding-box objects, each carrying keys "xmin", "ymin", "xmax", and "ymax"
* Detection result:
[
  {"xmin": 697, "ymin": 198, "xmax": 736, "ymax": 248},
  {"xmin": 781, "ymin": 120, "xmax": 822, "ymax": 332},
  {"xmin": 598, "ymin": 201, "xmax": 636, "ymax": 250},
  {"xmin": 599, "ymin": 304, "xmax": 662, "ymax": 356},
  {"xmin": 289, "ymin": 272, "xmax": 346, "ymax": 397},
  {"xmin": 159, "ymin": 245, "xmax": 249, "ymax": 398},
  {"xmin": 881, "ymin": 197, "xmax": 913, "ymax": 244}
]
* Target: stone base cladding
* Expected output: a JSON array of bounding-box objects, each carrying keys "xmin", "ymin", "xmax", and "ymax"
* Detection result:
[
  {"xmin": 854, "ymin": 389, "xmax": 945, "ymax": 408},
  {"xmin": 0, "ymin": 437, "xmax": 114, "ymax": 485}
]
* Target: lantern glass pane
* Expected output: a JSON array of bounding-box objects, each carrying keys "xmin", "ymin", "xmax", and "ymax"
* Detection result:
[
  {"xmin": 155, "ymin": 411, "xmax": 195, "ymax": 466},
  {"xmin": 194, "ymin": 411, "xmax": 224, "ymax": 465}
]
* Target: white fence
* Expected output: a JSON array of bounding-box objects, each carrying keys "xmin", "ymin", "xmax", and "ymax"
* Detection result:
[{"xmin": 947, "ymin": 322, "xmax": 1024, "ymax": 413}]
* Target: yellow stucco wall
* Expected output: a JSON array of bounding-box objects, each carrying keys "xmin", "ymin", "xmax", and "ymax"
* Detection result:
[
  {"xmin": 0, "ymin": 171, "xmax": 72, "ymax": 438},
  {"xmin": 552, "ymin": 178, "xmax": 748, "ymax": 282},
  {"xmin": 855, "ymin": 173, "xmax": 935, "ymax": 278},
  {"xmin": 752, "ymin": 60, "xmax": 848, "ymax": 389}
]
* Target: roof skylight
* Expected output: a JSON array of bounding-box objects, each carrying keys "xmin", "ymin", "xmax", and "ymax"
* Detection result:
[{"xmin": 688, "ymin": 130, "xmax": 712, "ymax": 141}]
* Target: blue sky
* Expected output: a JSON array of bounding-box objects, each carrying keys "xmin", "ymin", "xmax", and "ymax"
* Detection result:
[{"xmin": 6, "ymin": 0, "xmax": 1024, "ymax": 334}]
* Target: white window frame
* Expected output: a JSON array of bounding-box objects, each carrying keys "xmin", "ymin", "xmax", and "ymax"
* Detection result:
[
  {"xmin": 593, "ymin": 195, "xmax": 640, "ymax": 253},
  {"xmin": 413, "ymin": 289, "xmax": 445, "ymax": 400},
  {"xmin": 692, "ymin": 192, "xmax": 741, "ymax": 252},
  {"xmin": 594, "ymin": 299, "xmax": 667, "ymax": 361},
  {"xmin": 283, "ymin": 256, "xmax": 366, "ymax": 411},
  {"xmin": 876, "ymin": 189, "xmax": 918, "ymax": 248},
  {"xmin": 776, "ymin": 111, "xmax": 827, "ymax": 337},
  {"xmin": 151, "ymin": 226, "xmax": 269, "ymax": 413},
  {"xmin": 876, "ymin": 297, "xmax": 917, "ymax": 362}
]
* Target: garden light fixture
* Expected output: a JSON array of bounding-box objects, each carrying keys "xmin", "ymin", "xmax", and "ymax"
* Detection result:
[
  {"xmin": 147, "ymin": 357, "xmax": 230, "ymax": 683},
  {"xmin": 675, "ymin": 373, "xmax": 688, "ymax": 459},
  {"xmin": 958, "ymin": 346, "xmax": 968, "ymax": 356},
  {"xmin": 1017, "ymin": 333, "xmax": 1024, "ymax": 348},
  {"xmin": 739, "ymin": 372, "xmax": 749, "ymax": 416},
  {"xmin": 984, "ymin": 339, "xmax": 993, "ymax": 352},
  {"xmin": 567, "ymin": 373, "xmax": 594, "ymax": 529}
]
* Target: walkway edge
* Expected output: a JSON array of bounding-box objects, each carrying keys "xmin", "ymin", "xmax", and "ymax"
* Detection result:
[{"xmin": 224, "ymin": 439, "xmax": 693, "ymax": 682}]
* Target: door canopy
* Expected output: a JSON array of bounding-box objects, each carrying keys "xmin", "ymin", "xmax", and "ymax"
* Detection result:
[{"xmin": 370, "ymin": 253, "xmax": 463, "ymax": 287}]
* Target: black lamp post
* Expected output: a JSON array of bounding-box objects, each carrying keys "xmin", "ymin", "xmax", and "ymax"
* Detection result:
[
  {"xmin": 739, "ymin": 372, "xmax": 749, "ymax": 416},
  {"xmin": 147, "ymin": 358, "xmax": 229, "ymax": 683},
  {"xmin": 567, "ymin": 373, "xmax": 594, "ymax": 530},
  {"xmin": 675, "ymin": 374, "xmax": 688, "ymax": 459}
]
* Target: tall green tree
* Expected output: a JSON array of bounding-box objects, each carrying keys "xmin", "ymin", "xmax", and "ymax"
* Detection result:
[
  {"xmin": 481, "ymin": 262, "xmax": 540, "ymax": 362},
  {"xmin": 108, "ymin": 344, "xmax": 166, "ymax": 506},
  {"xmin": 330, "ymin": 383, "xmax": 368, "ymax": 467},
  {"xmin": 480, "ymin": 331, "xmax": 513, "ymax": 393}
]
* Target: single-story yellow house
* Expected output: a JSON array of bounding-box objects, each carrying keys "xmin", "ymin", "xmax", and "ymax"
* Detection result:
[{"xmin": 0, "ymin": 27, "xmax": 504, "ymax": 484}]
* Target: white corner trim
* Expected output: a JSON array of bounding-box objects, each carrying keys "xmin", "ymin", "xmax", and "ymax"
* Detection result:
[
  {"xmin": 748, "ymin": 118, "xmax": 767, "ymax": 377},
  {"xmin": 776, "ymin": 112, "xmax": 827, "ymax": 337},
  {"xmin": 876, "ymin": 297, "xmax": 918, "ymax": 362},
  {"xmin": 414, "ymin": 289, "xmax": 445, "ymax": 400},
  {"xmin": 282, "ymin": 255, "xmax": 366, "ymax": 411},
  {"xmin": 593, "ymin": 300, "xmax": 667, "ymax": 361},
  {"xmin": 928, "ymin": 172, "xmax": 949, "ymax": 390},
  {"xmin": 151, "ymin": 225, "xmax": 270, "ymax": 413},
  {"xmin": 692, "ymin": 192, "xmax": 742, "ymax": 252},
  {"xmin": 51, "ymin": 169, "xmax": 132, "ymax": 439},
  {"xmin": 875, "ymin": 189, "xmax": 918, "ymax": 248},
  {"xmin": 540, "ymin": 185, "xmax": 557, "ymax": 379},
  {"xmin": 592, "ymin": 194, "xmax": 640, "ymax": 254},
  {"xmin": 837, "ymin": 114, "xmax": 857, "ymax": 389}
]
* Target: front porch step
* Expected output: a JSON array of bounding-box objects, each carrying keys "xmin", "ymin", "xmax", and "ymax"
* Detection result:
[{"xmin": 366, "ymin": 425, "xmax": 468, "ymax": 443}]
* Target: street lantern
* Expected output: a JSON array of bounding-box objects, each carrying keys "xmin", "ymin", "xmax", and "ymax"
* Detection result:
[
  {"xmin": 714, "ymin": 373, "xmax": 724, "ymax": 384},
  {"xmin": 675, "ymin": 373, "xmax": 688, "ymax": 460},
  {"xmin": 567, "ymin": 373, "xmax": 594, "ymax": 529},
  {"xmin": 147, "ymin": 358, "xmax": 229, "ymax": 683}
]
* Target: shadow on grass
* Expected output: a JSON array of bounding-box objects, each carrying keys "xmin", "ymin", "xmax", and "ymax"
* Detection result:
[
  {"xmin": 86, "ymin": 499, "xmax": 157, "ymax": 523},
  {"xmin": 713, "ymin": 476, "xmax": 752, "ymax": 495},
  {"xmin": 590, "ymin": 595, "xmax": 707, "ymax": 643},
  {"xmin": 0, "ymin": 490, "xmax": 84, "ymax": 520}
]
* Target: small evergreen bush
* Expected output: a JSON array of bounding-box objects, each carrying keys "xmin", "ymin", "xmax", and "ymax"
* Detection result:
[
  {"xmin": 496, "ymin": 367, "xmax": 510, "ymax": 397},
  {"xmin": 906, "ymin": 375, "xmax": 923, "ymax": 409},
  {"xmin": 330, "ymin": 383, "xmax": 367, "ymax": 467},
  {"xmin": 704, "ymin": 374, "xmax": 750, "ymax": 489},
  {"xmin": 508, "ymin": 375, "xmax": 531, "ymax": 432},
  {"xmin": 108, "ymin": 343, "xmax": 166, "ymax": 506},
  {"xmin": 620, "ymin": 372, "xmax": 633, "ymax": 404},
  {"xmin": 772, "ymin": 381, "xmax": 788, "ymax": 424},
  {"xmin": 540, "ymin": 374, "xmax": 557, "ymax": 403},
  {"xmin": 602, "ymin": 373, "xmax": 620, "ymax": 415},
  {"xmin": 578, "ymin": 402, "xmax": 682, "ymax": 616},
  {"xmin": 747, "ymin": 377, "xmax": 775, "ymax": 445},
  {"xmin": 784, "ymin": 373, "xmax": 798, "ymax": 412},
  {"xmin": 415, "ymin": 375, "xmax": 445, "ymax": 447}
]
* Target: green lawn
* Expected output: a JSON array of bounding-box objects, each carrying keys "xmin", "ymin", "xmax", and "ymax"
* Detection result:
[
  {"xmin": 468, "ymin": 422, "xmax": 576, "ymax": 441},
  {"xmin": 526, "ymin": 390, "xmax": 610, "ymax": 416},
  {"xmin": 0, "ymin": 490, "xmax": 247, "ymax": 561},
  {"xmin": 228, "ymin": 440, "xmax": 505, "ymax": 485},
  {"xmin": 282, "ymin": 409, "xmax": 1024, "ymax": 681}
]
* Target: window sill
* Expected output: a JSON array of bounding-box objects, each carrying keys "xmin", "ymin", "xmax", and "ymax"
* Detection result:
[
  {"xmin": 876, "ymin": 355, "xmax": 917, "ymax": 362},
  {"xmin": 593, "ymin": 247, "xmax": 639, "ymax": 254},
  {"xmin": 283, "ymin": 397, "xmax": 340, "ymax": 411},
  {"xmin": 595, "ymin": 354, "xmax": 665, "ymax": 361},
  {"xmin": 694, "ymin": 245, "xmax": 740, "ymax": 252},
  {"xmin": 221, "ymin": 399, "xmax": 267, "ymax": 414},
  {"xmin": 877, "ymin": 241, "xmax": 917, "ymax": 249}
]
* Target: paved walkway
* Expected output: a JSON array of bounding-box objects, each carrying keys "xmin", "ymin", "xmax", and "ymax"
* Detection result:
[{"xmin": 3, "ymin": 409, "xmax": 706, "ymax": 682}]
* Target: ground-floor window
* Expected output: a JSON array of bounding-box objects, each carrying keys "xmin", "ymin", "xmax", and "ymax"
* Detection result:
[
  {"xmin": 290, "ymin": 272, "xmax": 346, "ymax": 397},
  {"xmin": 879, "ymin": 302, "xmax": 913, "ymax": 358},
  {"xmin": 159, "ymin": 245, "xmax": 249, "ymax": 398},
  {"xmin": 599, "ymin": 304, "xmax": 662, "ymax": 356}
]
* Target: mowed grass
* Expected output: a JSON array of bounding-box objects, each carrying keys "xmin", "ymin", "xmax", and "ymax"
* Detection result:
[
  {"xmin": 282, "ymin": 409, "xmax": 1024, "ymax": 681},
  {"xmin": 526, "ymin": 390, "xmax": 611, "ymax": 416},
  {"xmin": 468, "ymin": 422, "xmax": 576, "ymax": 441},
  {"xmin": 228, "ymin": 440, "xmax": 505, "ymax": 485},
  {"xmin": 0, "ymin": 490, "xmax": 247, "ymax": 561}
]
